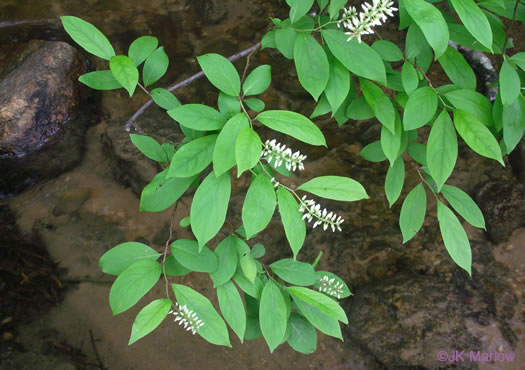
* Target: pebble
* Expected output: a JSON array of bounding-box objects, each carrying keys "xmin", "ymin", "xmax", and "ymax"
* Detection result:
[
  {"xmin": 497, "ymin": 345, "xmax": 504, "ymax": 352},
  {"xmin": 504, "ymin": 244, "xmax": 513, "ymax": 251}
]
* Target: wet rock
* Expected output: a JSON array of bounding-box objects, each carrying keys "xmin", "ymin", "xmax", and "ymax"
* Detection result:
[
  {"xmin": 51, "ymin": 187, "xmax": 91, "ymax": 217},
  {"xmin": 473, "ymin": 179, "xmax": 525, "ymax": 243},
  {"xmin": 0, "ymin": 40, "xmax": 91, "ymax": 196}
]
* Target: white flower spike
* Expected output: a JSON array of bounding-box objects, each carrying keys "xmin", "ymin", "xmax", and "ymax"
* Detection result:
[
  {"xmin": 261, "ymin": 139, "xmax": 306, "ymax": 172},
  {"xmin": 170, "ymin": 303, "xmax": 204, "ymax": 335},
  {"xmin": 318, "ymin": 275, "xmax": 344, "ymax": 299},
  {"xmin": 298, "ymin": 195, "xmax": 344, "ymax": 232}
]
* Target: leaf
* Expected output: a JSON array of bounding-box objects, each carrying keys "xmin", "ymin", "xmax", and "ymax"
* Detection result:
[
  {"xmin": 260, "ymin": 280, "xmax": 288, "ymax": 352},
  {"xmin": 210, "ymin": 236, "xmax": 238, "ymax": 287},
  {"xmin": 313, "ymin": 271, "xmax": 352, "ymax": 298},
  {"xmin": 445, "ymin": 89, "xmax": 493, "ymax": 127},
  {"xmin": 129, "ymin": 299, "xmax": 171, "ymax": 345},
  {"xmin": 275, "ymin": 25, "xmax": 297, "ymax": 59},
  {"xmin": 453, "ymin": 110, "xmax": 504, "ymax": 165},
  {"xmin": 143, "ymin": 47, "xmax": 169, "ymax": 87},
  {"xmin": 288, "ymin": 286, "xmax": 347, "ymax": 324},
  {"xmin": 441, "ymin": 185, "xmax": 486, "ymax": 229},
  {"xmin": 167, "ymin": 134, "xmax": 217, "ymax": 178},
  {"xmin": 287, "ymin": 313, "xmax": 317, "ymax": 354},
  {"xmin": 168, "ymin": 104, "xmax": 225, "ymax": 131},
  {"xmin": 293, "ymin": 296, "xmax": 342, "ymax": 340},
  {"xmin": 250, "ymin": 244, "xmax": 266, "ymax": 259},
  {"xmin": 197, "ymin": 53, "xmax": 240, "ymax": 96},
  {"xmin": 61, "ymin": 16, "xmax": 115, "ymax": 60},
  {"xmin": 437, "ymin": 46, "xmax": 476, "ymax": 90},
  {"xmin": 381, "ymin": 111, "xmax": 403, "ymax": 166},
  {"xmin": 151, "ymin": 88, "xmax": 181, "ymax": 110},
  {"xmin": 277, "ymin": 187, "xmax": 306, "ymax": 258},
  {"xmin": 499, "ymin": 60, "xmax": 521, "ymax": 106},
  {"xmin": 385, "ymin": 157, "xmax": 405, "ymax": 207},
  {"xmin": 240, "ymin": 254, "xmax": 258, "ymax": 284},
  {"xmin": 99, "ymin": 242, "xmax": 160, "ymax": 276},
  {"xmin": 399, "ymin": 183, "xmax": 427, "ymax": 243},
  {"xmin": 242, "ymin": 175, "xmax": 276, "ymax": 239},
  {"xmin": 171, "ymin": 239, "xmax": 218, "ymax": 273},
  {"xmin": 325, "ymin": 58, "xmax": 350, "ymax": 113},
  {"xmin": 78, "ymin": 70, "xmax": 122, "ymax": 90},
  {"xmin": 298, "ymin": 176, "xmax": 368, "ymax": 202},
  {"xmin": 109, "ymin": 260, "xmax": 161, "ymax": 315},
  {"xmin": 233, "ymin": 269, "xmax": 264, "ymax": 300},
  {"xmin": 403, "ymin": 0, "xmax": 449, "ymax": 57},
  {"xmin": 360, "ymin": 141, "xmax": 387, "ymax": 162},
  {"xmin": 164, "ymin": 256, "xmax": 191, "ymax": 276},
  {"xmin": 243, "ymin": 65, "xmax": 271, "ymax": 96},
  {"xmin": 218, "ymin": 92, "xmax": 241, "ymax": 117},
  {"xmin": 510, "ymin": 52, "xmax": 525, "ymax": 71},
  {"xmin": 213, "ymin": 113, "xmax": 250, "ymax": 176},
  {"xmin": 294, "ymin": 33, "xmax": 329, "ymax": 101},
  {"xmin": 401, "ymin": 61, "xmax": 419, "ymax": 95},
  {"xmin": 311, "ymin": 93, "xmax": 332, "ymax": 118},
  {"xmin": 427, "ymin": 111, "xmax": 457, "ymax": 192},
  {"xmin": 130, "ymin": 134, "xmax": 167, "ymax": 162},
  {"xmin": 270, "ymin": 258, "xmax": 317, "ymax": 286},
  {"xmin": 139, "ymin": 170, "xmax": 195, "ymax": 212},
  {"xmin": 256, "ymin": 110, "xmax": 326, "ymax": 146},
  {"xmin": 372, "ymin": 40, "xmax": 404, "ymax": 62},
  {"xmin": 346, "ymin": 96, "xmax": 375, "ymax": 120},
  {"xmin": 262, "ymin": 29, "xmax": 276, "ymax": 49},
  {"xmin": 287, "ymin": 0, "xmax": 314, "ymax": 22},
  {"xmin": 110, "ymin": 55, "xmax": 138, "ymax": 97},
  {"xmin": 450, "ymin": 0, "xmax": 493, "ymax": 51},
  {"xmin": 172, "ymin": 284, "xmax": 231, "ymax": 347},
  {"xmin": 245, "ymin": 98, "xmax": 265, "ymax": 112},
  {"xmin": 436, "ymin": 200, "xmax": 472, "ymax": 275},
  {"xmin": 235, "ymin": 127, "xmax": 262, "ymax": 177},
  {"xmin": 217, "ymin": 281, "xmax": 246, "ymax": 342},
  {"xmin": 407, "ymin": 143, "xmax": 427, "ymax": 166},
  {"xmin": 128, "ymin": 36, "xmax": 158, "ymax": 66},
  {"xmin": 502, "ymin": 96, "xmax": 525, "ymax": 154},
  {"xmin": 361, "ymin": 80, "xmax": 396, "ymax": 133},
  {"xmin": 328, "ymin": 0, "xmax": 347, "ymax": 19},
  {"xmin": 403, "ymin": 86, "xmax": 438, "ymax": 130},
  {"xmin": 322, "ymin": 29, "xmax": 386, "ymax": 85},
  {"xmin": 190, "ymin": 171, "xmax": 231, "ymax": 249}
]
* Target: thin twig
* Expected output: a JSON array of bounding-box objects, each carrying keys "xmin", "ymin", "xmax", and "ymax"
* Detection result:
[
  {"xmin": 501, "ymin": 0, "xmax": 521, "ymax": 57},
  {"xmin": 125, "ymin": 42, "xmax": 261, "ymax": 133},
  {"xmin": 162, "ymin": 204, "xmax": 178, "ymax": 300},
  {"xmin": 89, "ymin": 329, "xmax": 106, "ymax": 370}
]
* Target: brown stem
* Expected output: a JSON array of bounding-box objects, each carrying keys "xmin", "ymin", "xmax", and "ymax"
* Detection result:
[{"xmin": 501, "ymin": 0, "xmax": 521, "ymax": 57}]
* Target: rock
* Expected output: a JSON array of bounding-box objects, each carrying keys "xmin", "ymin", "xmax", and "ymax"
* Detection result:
[{"xmin": 0, "ymin": 40, "xmax": 91, "ymax": 196}]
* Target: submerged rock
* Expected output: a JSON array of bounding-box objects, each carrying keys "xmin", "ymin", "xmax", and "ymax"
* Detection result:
[{"xmin": 0, "ymin": 40, "xmax": 91, "ymax": 196}]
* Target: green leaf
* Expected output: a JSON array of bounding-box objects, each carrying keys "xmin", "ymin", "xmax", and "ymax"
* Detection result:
[
  {"xmin": 318, "ymin": 0, "xmax": 329, "ymax": 12},
  {"xmin": 311, "ymin": 93, "xmax": 332, "ymax": 119},
  {"xmin": 437, "ymin": 46, "xmax": 476, "ymax": 90},
  {"xmin": 277, "ymin": 187, "xmax": 306, "ymax": 258},
  {"xmin": 218, "ymin": 92, "xmax": 241, "ymax": 117},
  {"xmin": 243, "ymin": 65, "xmax": 271, "ymax": 96},
  {"xmin": 217, "ymin": 281, "xmax": 246, "ymax": 342},
  {"xmin": 256, "ymin": 110, "xmax": 326, "ymax": 146},
  {"xmin": 172, "ymin": 284, "xmax": 231, "ymax": 347},
  {"xmin": 210, "ymin": 236, "xmax": 238, "ymax": 287},
  {"xmin": 244, "ymin": 98, "xmax": 265, "ymax": 112},
  {"xmin": 328, "ymin": 0, "xmax": 347, "ymax": 19},
  {"xmin": 293, "ymin": 296, "xmax": 342, "ymax": 340},
  {"xmin": 441, "ymin": 185, "xmax": 486, "ymax": 229},
  {"xmin": 168, "ymin": 134, "xmax": 217, "ymax": 178},
  {"xmin": 164, "ymin": 256, "xmax": 190, "ymax": 276},
  {"xmin": 372, "ymin": 40, "xmax": 404, "ymax": 62},
  {"xmin": 129, "ymin": 299, "xmax": 171, "ymax": 345},
  {"xmin": 287, "ymin": 0, "xmax": 314, "ymax": 22},
  {"xmin": 191, "ymin": 171, "xmax": 231, "ymax": 249},
  {"xmin": 275, "ymin": 25, "xmax": 297, "ymax": 60},
  {"xmin": 99, "ymin": 242, "xmax": 160, "ymax": 276},
  {"xmin": 197, "ymin": 53, "xmax": 240, "ymax": 96},
  {"xmin": 78, "ymin": 70, "xmax": 122, "ymax": 90},
  {"xmin": 346, "ymin": 96, "xmax": 375, "ymax": 120},
  {"xmin": 235, "ymin": 127, "xmax": 262, "ymax": 177},
  {"xmin": 322, "ymin": 29, "xmax": 386, "ymax": 85},
  {"xmin": 143, "ymin": 47, "xmax": 169, "ymax": 87},
  {"xmin": 171, "ymin": 239, "xmax": 218, "ymax": 273},
  {"xmin": 213, "ymin": 113, "xmax": 250, "ymax": 176},
  {"xmin": 151, "ymin": 88, "xmax": 181, "ymax": 110},
  {"xmin": 403, "ymin": 86, "xmax": 438, "ymax": 130},
  {"xmin": 436, "ymin": 200, "xmax": 472, "ymax": 275},
  {"xmin": 450, "ymin": 0, "xmax": 493, "ymax": 51},
  {"xmin": 270, "ymin": 258, "xmax": 317, "ymax": 286},
  {"xmin": 427, "ymin": 111, "xmax": 457, "ymax": 192},
  {"xmin": 61, "ymin": 16, "xmax": 115, "ymax": 60},
  {"xmin": 294, "ymin": 33, "xmax": 329, "ymax": 101},
  {"xmin": 453, "ymin": 110, "xmax": 504, "ymax": 165},
  {"xmin": 250, "ymin": 244, "xmax": 266, "ymax": 259},
  {"xmin": 403, "ymin": 0, "xmax": 449, "ymax": 57},
  {"xmin": 110, "ymin": 55, "xmax": 138, "ymax": 97},
  {"xmin": 445, "ymin": 89, "xmax": 493, "ymax": 127},
  {"xmin": 360, "ymin": 141, "xmax": 387, "ymax": 162},
  {"xmin": 139, "ymin": 170, "xmax": 195, "ymax": 212},
  {"xmin": 262, "ymin": 29, "xmax": 277, "ymax": 50},
  {"xmin": 287, "ymin": 313, "xmax": 317, "ymax": 354},
  {"xmin": 325, "ymin": 58, "xmax": 350, "ymax": 114},
  {"xmin": 260, "ymin": 280, "xmax": 288, "ymax": 352},
  {"xmin": 407, "ymin": 143, "xmax": 427, "ymax": 166},
  {"xmin": 288, "ymin": 286, "xmax": 347, "ymax": 324},
  {"xmin": 499, "ymin": 60, "xmax": 521, "ymax": 106},
  {"xmin": 313, "ymin": 271, "xmax": 352, "ymax": 298},
  {"xmin": 502, "ymin": 96, "xmax": 525, "ymax": 154},
  {"xmin": 130, "ymin": 134, "xmax": 167, "ymax": 162},
  {"xmin": 298, "ymin": 176, "xmax": 368, "ymax": 202},
  {"xmin": 240, "ymin": 254, "xmax": 258, "ymax": 284},
  {"xmin": 385, "ymin": 157, "xmax": 405, "ymax": 207},
  {"xmin": 109, "ymin": 260, "xmax": 161, "ymax": 315},
  {"xmin": 128, "ymin": 36, "xmax": 158, "ymax": 66},
  {"xmin": 233, "ymin": 269, "xmax": 264, "ymax": 300},
  {"xmin": 168, "ymin": 104, "xmax": 225, "ymax": 131},
  {"xmin": 381, "ymin": 111, "xmax": 403, "ymax": 166},
  {"xmin": 401, "ymin": 61, "xmax": 419, "ymax": 95},
  {"xmin": 242, "ymin": 175, "xmax": 276, "ymax": 239},
  {"xmin": 510, "ymin": 52, "xmax": 525, "ymax": 71},
  {"xmin": 361, "ymin": 80, "xmax": 396, "ymax": 133},
  {"xmin": 399, "ymin": 183, "xmax": 427, "ymax": 243}
]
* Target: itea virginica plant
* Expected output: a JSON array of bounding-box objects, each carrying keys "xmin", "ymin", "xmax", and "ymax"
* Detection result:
[{"xmin": 60, "ymin": 0, "xmax": 525, "ymax": 353}]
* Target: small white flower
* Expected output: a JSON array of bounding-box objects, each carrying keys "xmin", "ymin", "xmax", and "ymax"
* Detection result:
[
  {"xmin": 170, "ymin": 303, "xmax": 204, "ymax": 335},
  {"xmin": 318, "ymin": 275, "xmax": 344, "ymax": 299},
  {"xmin": 298, "ymin": 197, "xmax": 344, "ymax": 232},
  {"xmin": 261, "ymin": 139, "xmax": 306, "ymax": 172}
]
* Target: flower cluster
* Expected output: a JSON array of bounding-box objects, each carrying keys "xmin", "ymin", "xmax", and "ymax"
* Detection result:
[
  {"xmin": 170, "ymin": 303, "xmax": 204, "ymax": 335},
  {"xmin": 261, "ymin": 139, "xmax": 306, "ymax": 172},
  {"xmin": 298, "ymin": 196, "xmax": 344, "ymax": 232},
  {"xmin": 337, "ymin": 0, "xmax": 397, "ymax": 43},
  {"xmin": 318, "ymin": 275, "xmax": 344, "ymax": 299}
]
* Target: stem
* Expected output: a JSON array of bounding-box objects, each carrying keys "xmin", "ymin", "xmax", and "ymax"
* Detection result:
[
  {"xmin": 162, "ymin": 204, "xmax": 178, "ymax": 300},
  {"xmin": 501, "ymin": 0, "xmax": 521, "ymax": 57}
]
